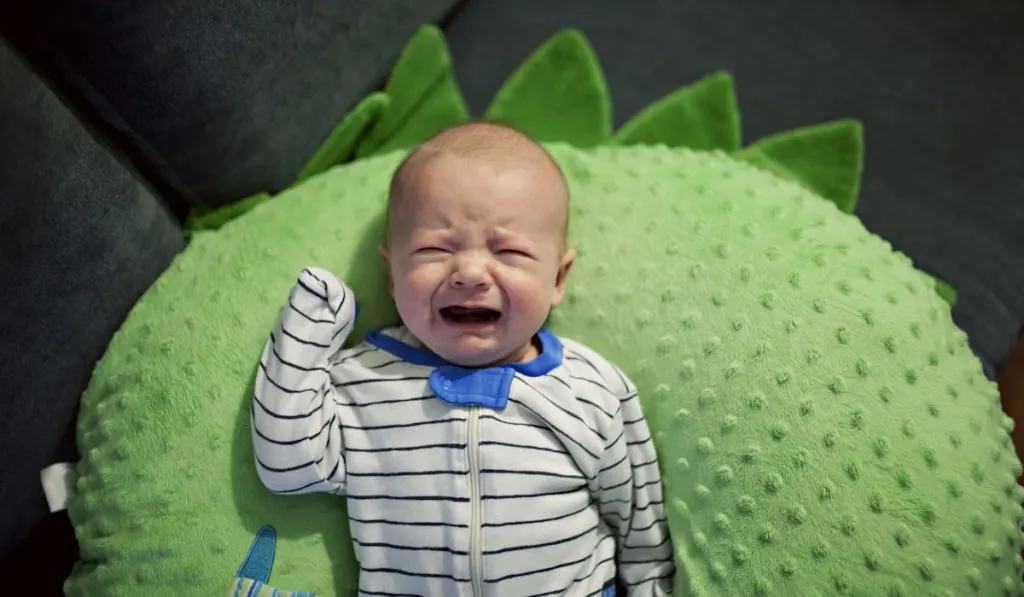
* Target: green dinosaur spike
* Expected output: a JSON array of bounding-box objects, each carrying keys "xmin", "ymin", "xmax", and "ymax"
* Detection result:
[
  {"xmin": 485, "ymin": 28, "xmax": 611, "ymax": 147},
  {"xmin": 295, "ymin": 93, "xmax": 389, "ymax": 184},
  {"xmin": 355, "ymin": 25, "xmax": 469, "ymax": 158},
  {"xmin": 933, "ymin": 277, "xmax": 958, "ymax": 308},
  {"xmin": 914, "ymin": 270, "xmax": 958, "ymax": 308},
  {"xmin": 735, "ymin": 119, "xmax": 864, "ymax": 214},
  {"xmin": 184, "ymin": 192, "xmax": 272, "ymax": 236},
  {"xmin": 615, "ymin": 71, "xmax": 741, "ymax": 152},
  {"xmin": 937, "ymin": 280, "xmax": 958, "ymax": 309},
  {"xmin": 372, "ymin": 75, "xmax": 469, "ymax": 156}
]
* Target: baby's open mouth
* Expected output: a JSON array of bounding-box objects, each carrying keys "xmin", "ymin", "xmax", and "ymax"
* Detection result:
[{"xmin": 440, "ymin": 306, "xmax": 502, "ymax": 324}]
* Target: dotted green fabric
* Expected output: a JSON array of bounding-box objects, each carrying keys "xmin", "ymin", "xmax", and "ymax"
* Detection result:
[{"xmin": 66, "ymin": 144, "xmax": 1024, "ymax": 596}]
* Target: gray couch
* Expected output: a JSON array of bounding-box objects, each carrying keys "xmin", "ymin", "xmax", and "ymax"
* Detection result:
[{"xmin": 1, "ymin": 1, "xmax": 1021, "ymax": 591}]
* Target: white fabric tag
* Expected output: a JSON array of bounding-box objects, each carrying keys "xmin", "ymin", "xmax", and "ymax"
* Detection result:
[{"xmin": 40, "ymin": 462, "xmax": 77, "ymax": 513}]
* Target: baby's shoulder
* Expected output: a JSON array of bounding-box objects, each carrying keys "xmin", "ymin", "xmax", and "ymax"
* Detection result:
[
  {"xmin": 556, "ymin": 335, "xmax": 636, "ymax": 399},
  {"xmin": 329, "ymin": 339, "xmax": 413, "ymax": 376}
]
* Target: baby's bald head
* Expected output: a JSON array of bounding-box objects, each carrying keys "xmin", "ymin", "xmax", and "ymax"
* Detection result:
[{"xmin": 385, "ymin": 121, "xmax": 570, "ymax": 249}]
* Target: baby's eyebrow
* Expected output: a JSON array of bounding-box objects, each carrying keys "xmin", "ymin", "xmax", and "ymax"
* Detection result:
[
  {"xmin": 492, "ymin": 225, "xmax": 539, "ymax": 239},
  {"xmin": 491, "ymin": 227, "xmax": 513, "ymax": 240},
  {"xmin": 489, "ymin": 228, "xmax": 534, "ymax": 245},
  {"xmin": 411, "ymin": 230, "xmax": 458, "ymax": 245}
]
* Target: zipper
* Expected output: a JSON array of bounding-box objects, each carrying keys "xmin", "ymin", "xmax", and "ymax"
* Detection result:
[{"xmin": 468, "ymin": 405, "xmax": 484, "ymax": 597}]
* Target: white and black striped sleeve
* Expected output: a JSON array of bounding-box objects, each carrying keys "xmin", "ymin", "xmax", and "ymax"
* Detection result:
[
  {"xmin": 597, "ymin": 387, "xmax": 675, "ymax": 595},
  {"xmin": 251, "ymin": 267, "xmax": 356, "ymax": 496}
]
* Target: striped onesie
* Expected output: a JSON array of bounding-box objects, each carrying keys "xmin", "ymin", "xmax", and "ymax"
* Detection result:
[{"xmin": 252, "ymin": 268, "xmax": 675, "ymax": 596}]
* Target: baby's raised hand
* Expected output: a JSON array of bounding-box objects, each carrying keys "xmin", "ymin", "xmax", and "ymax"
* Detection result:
[{"xmin": 296, "ymin": 267, "xmax": 350, "ymax": 317}]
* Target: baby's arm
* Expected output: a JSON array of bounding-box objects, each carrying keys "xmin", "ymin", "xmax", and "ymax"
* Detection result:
[
  {"xmin": 598, "ymin": 380, "xmax": 675, "ymax": 595},
  {"xmin": 251, "ymin": 267, "xmax": 357, "ymax": 496}
]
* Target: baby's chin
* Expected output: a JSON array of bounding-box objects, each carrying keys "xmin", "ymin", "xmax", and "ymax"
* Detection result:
[{"xmin": 429, "ymin": 335, "xmax": 537, "ymax": 368}]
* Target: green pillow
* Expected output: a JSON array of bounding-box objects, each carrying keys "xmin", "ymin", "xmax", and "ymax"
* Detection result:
[{"xmin": 67, "ymin": 26, "xmax": 1023, "ymax": 597}]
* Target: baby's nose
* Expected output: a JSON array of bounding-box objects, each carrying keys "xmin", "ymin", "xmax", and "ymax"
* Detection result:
[{"xmin": 450, "ymin": 254, "xmax": 492, "ymax": 288}]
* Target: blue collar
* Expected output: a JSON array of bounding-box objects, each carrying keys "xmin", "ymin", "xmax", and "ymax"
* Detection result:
[{"xmin": 365, "ymin": 327, "xmax": 563, "ymax": 410}]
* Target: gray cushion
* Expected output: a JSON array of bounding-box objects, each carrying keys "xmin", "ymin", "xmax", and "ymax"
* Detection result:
[
  {"xmin": 442, "ymin": 0, "xmax": 1024, "ymax": 376},
  {"xmin": 0, "ymin": 39, "xmax": 184, "ymax": 559},
  {"xmin": 0, "ymin": 0, "xmax": 466, "ymax": 213}
]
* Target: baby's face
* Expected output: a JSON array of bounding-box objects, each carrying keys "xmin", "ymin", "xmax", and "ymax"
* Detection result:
[{"xmin": 381, "ymin": 152, "xmax": 574, "ymax": 367}]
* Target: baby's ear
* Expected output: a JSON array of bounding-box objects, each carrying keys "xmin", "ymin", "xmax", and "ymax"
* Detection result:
[
  {"xmin": 551, "ymin": 248, "xmax": 577, "ymax": 307},
  {"xmin": 378, "ymin": 244, "xmax": 395, "ymax": 296}
]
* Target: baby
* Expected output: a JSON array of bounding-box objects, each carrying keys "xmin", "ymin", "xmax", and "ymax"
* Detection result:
[{"xmin": 251, "ymin": 122, "xmax": 675, "ymax": 596}]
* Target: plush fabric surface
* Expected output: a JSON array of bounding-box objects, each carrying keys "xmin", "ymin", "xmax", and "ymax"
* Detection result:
[
  {"xmin": 0, "ymin": 39, "xmax": 184, "ymax": 561},
  {"xmin": 441, "ymin": 0, "xmax": 1024, "ymax": 378},
  {"xmin": 67, "ymin": 142, "xmax": 1024, "ymax": 596},
  {"xmin": 65, "ymin": 25, "xmax": 1023, "ymax": 597},
  {"xmin": 0, "ymin": 0, "xmax": 466, "ymax": 214}
]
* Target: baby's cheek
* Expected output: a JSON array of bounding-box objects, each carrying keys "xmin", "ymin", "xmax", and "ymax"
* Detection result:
[
  {"xmin": 400, "ymin": 271, "xmax": 446, "ymax": 314},
  {"xmin": 391, "ymin": 279, "xmax": 419, "ymax": 309},
  {"xmin": 398, "ymin": 268, "xmax": 433, "ymax": 295},
  {"xmin": 508, "ymin": 275, "xmax": 555, "ymax": 316}
]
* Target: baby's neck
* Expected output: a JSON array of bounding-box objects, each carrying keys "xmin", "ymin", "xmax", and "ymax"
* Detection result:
[{"xmin": 502, "ymin": 337, "xmax": 541, "ymax": 364}]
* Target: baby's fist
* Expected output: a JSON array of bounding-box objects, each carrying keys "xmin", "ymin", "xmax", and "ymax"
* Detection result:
[{"xmin": 298, "ymin": 267, "xmax": 349, "ymax": 315}]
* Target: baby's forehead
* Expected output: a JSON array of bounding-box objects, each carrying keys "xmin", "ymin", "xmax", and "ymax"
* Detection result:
[
  {"xmin": 411, "ymin": 143, "xmax": 556, "ymax": 179},
  {"xmin": 387, "ymin": 122, "xmax": 570, "ymax": 234},
  {"xmin": 396, "ymin": 150, "xmax": 565, "ymax": 204},
  {"xmin": 395, "ymin": 122, "xmax": 564, "ymax": 183}
]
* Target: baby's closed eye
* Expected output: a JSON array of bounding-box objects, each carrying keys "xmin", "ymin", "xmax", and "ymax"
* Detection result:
[
  {"xmin": 498, "ymin": 249, "xmax": 532, "ymax": 258},
  {"xmin": 414, "ymin": 246, "xmax": 449, "ymax": 255}
]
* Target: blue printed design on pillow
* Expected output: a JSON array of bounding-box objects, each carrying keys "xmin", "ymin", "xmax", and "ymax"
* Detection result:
[{"xmin": 229, "ymin": 526, "xmax": 318, "ymax": 596}]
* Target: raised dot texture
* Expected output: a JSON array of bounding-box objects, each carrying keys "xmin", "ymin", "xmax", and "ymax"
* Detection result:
[
  {"xmin": 771, "ymin": 423, "xmax": 789, "ymax": 441},
  {"xmin": 764, "ymin": 472, "xmax": 784, "ymax": 494},
  {"xmin": 731, "ymin": 544, "xmax": 749, "ymax": 565},
  {"xmin": 715, "ymin": 465, "xmax": 735, "ymax": 486},
  {"xmin": 710, "ymin": 561, "xmax": 726, "ymax": 582},
  {"xmin": 812, "ymin": 540, "xmax": 830, "ymax": 560},
  {"xmin": 840, "ymin": 514, "xmax": 858, "ymax": 536},
  {"xmin": 715, "ymin": 512, "xmax": 732, "ymax": 533},
  {"xmin": 66, "ymin": 145, "xmax": 1024, "ymax": 597},
  {"xmin": 864, "ymin": 548, "xmax": 881, "ymax": 570}
]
